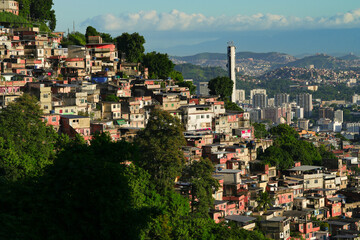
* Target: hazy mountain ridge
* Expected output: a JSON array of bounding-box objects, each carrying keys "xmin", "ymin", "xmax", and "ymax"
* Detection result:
[
  {"xmin": 172, "ymin": 52, "xmax": 360, "ymax": 76},
  {"xmin": 171, "ymin": 51, "xmax": 296, "ymax": 65},
  {"xmin": 280, "ymin": 54, "xmax": 347, "ymax": 69}
]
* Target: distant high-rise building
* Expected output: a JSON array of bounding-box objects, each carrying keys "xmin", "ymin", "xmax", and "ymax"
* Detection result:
[
  {"xmin": 294, "ymin": 107, "xmax": 304, "ymax": 119},
  {"xmin": 296, "ymin": 93, "xmax": 313, "ymax": 118},
  {"xmin": 298, "ymin": 119, "xmax": 309, "ymax": 131},
  {"xmin": 319, "ymin": 107, "xmax": 334, "ymax": 120},
  {"xmin": 267, "ymin": 98, "xmax": 275, "ymax": 107},
  {"xmin": 227, "ymin": 42, "xmax": 236, "ymax": 102},
  {"xmin": 198, "ymin": 82, "xmax": 209, "ymax": 96},
  {"xmin": 250, "ymin": 89, "xmax": 266, "ymax": 100},
  {"xmin": 353, "ymin": 94, "xmax": 360, "ymax": 104},
  {"xmin": 274, "ymin": 93, "xmax": 290, "ymax": 107},
  {"xmin": 334, "ymin": 110, "xmax": 343, "ymax": 123},
  {"xmin": 264, "ymin": 107, "xmax": 282, "ymax": 124},
  {"xmin": 250, "ymin": 108, "xmax": 263, "ymax": 123},
  {"xmin": 253, "ymin": 93, "xmax": 268, "ymax": 109},
  {"xmin": 235, "ymin": 89, "xmax": 245, "ymax": 103}
]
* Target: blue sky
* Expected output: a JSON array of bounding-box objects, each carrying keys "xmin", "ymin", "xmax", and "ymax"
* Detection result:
[{"xmin": 53, "ymin": 0, "xmax": 360, "ymax": 55}]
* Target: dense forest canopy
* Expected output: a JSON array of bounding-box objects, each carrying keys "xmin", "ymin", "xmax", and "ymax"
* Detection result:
[{"xmin": 17, "ymin": 0, "xmax": 56, "ymax": 31}]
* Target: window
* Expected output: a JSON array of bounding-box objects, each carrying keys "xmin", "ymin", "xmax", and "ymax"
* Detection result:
[
  {"xmin": 201, "ymin": 115, "xmax": 204, "ymax": 119},
  {"xmin": 314, "ymin": 180, "xmax": 318, "ymax": 184},
  {"xmin": 52, "ymin": 117, "xmax": 57, "ymax": 122},
  {"xmin": 44, "ymin": 105, "xmax": 48, "ymax": 109},
  {"xmin": 288, "ymin": 195, "xmax": 291, "ymax": 199},
  {"xmin": 206, "ymin": 115, "xmax": 210, "ymax": 118}
]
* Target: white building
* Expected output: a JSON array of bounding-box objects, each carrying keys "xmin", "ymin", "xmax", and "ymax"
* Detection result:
[
  {"xmin": 353, "ymin": 94, "xmax": 360, "ymax": 105},
  {"xmin": 329, "ymin": 121, "xmax": 342, "ymax": 132},
  {"xmin": 334, "ymin": 110, "xmax": 343, "ymax": 123},
  {"xmin": 294, "ymin": 107, "xmax": 304, "ymax": 119},
  {"xmin": 235, "ymin": 89, "xmax": 245, "ymax": 103},
  {"xmin": 227, "ymin": 43, "xmax": 236, "ymax": 102},
  {"xmin": 250, "ymin": 89, "xmax": 266, "ymax": 100},
  {"xmin": 181, "ymin": 105, "xmax": 215, "ymax": 131},
  {"xmin": 346, "ymin": 123, "xmax": 360, "ymax": 133}
]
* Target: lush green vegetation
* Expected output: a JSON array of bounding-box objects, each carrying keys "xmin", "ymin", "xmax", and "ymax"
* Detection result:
[
  {"xmin": 17, "ymin": 0, "xmax": 56, "ymax": 31},
  {"xmin": 143, "ymin": 52, "xmax": 175, "ymax": 79},
  {"xmin": 253, "ymin": 123, "xmax": 269, "ymax": 139},
  {"xmin": 0, "ymin": 12, "xmax": 50, "ymax": 32},
  {"xmin": 208, "ymin": 76, "xmax": 233, "ymax": 99},
  {"xmin": 0, "ymin": 101, "xmax": 269, "ymax": 239},
  {"xmin": 116, "ymin": 32, "xmax": 145, "ymax": 63},
  {"xmin": 284, "ymin": 54, "xmax": 346, "ymax": 69},
  {"xmin": 174, "ymin": 63, "xmax": 228, "ymax": 85},
  {"xmin": 0, "ymin": 94, "xmax": 57, "ymax": 181},
  {"xmin": 258, "ymin": 124, "xmax": 335, "ymax": 170},
  {"xmin": 208, "ymin": 76, "xmax": 244, "ymax": 112},
  {"xmin": 85, "ymin": 26, "xmax": 114, "ymax": 43},
  {"xmin": 60, "ymin": 31, "xmax": 87, "ymax": 46}
]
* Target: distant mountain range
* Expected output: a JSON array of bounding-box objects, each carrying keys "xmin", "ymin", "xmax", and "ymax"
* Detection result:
[
  {"xmin": 172, "ymin": 52, "xmax": 296, "ymax": 65},
  {"xmin": 171, "ymin": 51, "xmax": 360, "ymax": 73},
  {"xmin": 280, "ymin": 54, "xmax": 348, "ymax": 69}
]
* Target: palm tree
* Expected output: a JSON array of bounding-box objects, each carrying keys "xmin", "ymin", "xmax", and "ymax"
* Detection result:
[{"xmin": 256, "ymin": 191, "xmax": 273, "ymax": 212}]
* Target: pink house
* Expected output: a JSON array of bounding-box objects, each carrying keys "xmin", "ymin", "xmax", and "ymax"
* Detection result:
[{"xmin": 42, "ymin": 113, "xmax": 60, "ymax": 132}]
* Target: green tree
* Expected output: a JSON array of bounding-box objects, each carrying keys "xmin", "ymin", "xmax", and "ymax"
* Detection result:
[
  {"xmin": 208, "ymin": 76, "xmax": 233, "ymax": 99},
  {"xmin": 115, "ymin": 32, "xmax": 145, "ymax": 63},
  {"xmin": 17, "ymin": 0, "xmax": 31, "ymax": 18},
  {"xmin": 29, "ymin": 0, "xmax": 56, "ymax": 31},
  {"xmin": 134, "ymin": 109, "xmax": 186, "ymax": 193},
  {"xmin": 169, "ymin": 70, "xmax": 184, "ymax": 82},
  {"xmin": 181, "ymin": 158, "xmax": 220, "ymax": 216},
  {"xmin": 225, "ymin": 100, "xmax": 244, "ymax": 112},
  {"xmin": 100, "ymin": 33, "xmax": 113, "ymax": 43},
  {"xmin": 0, "ymin": 94, "xmax": 57, "ymax": 181},
  {"xmin": 104, "ymin": 94, "xmax": 119, "ymax": 102},
  {"xmin": 259, "ymin": 124, "xmax": 323, "ymax": 170},
  {"xmin": 61, "ymin": 32, "xmax": 86, "ymax": 46},
  {"xmin": 143, "ymin": 52, "xmax": 175, "ymax": 79},
  {"xmin": 85, "ymin": 26, "xmax": 99, "ymax": 41},
  {"xmin": 253, "ymin": 123, "xmax": 269, "ymax": 139},
  {"xmin": 256, "ymin": 191, "xmax": 273, "ymax": 212},
  {"xmin": 85, "ymin": 26, "xmax": 113, "ymax": 43},
  {"xmin": 170, "ymin": 70, "xmax": 197, "ymax": 95}
]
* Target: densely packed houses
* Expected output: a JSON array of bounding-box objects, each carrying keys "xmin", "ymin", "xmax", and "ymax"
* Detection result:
[{"xmin": 3, "ymin": 25, "xmax": 360, "ymax": 240}]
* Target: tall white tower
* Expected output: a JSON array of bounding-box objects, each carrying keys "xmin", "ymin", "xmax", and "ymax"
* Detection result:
[{"xmin": 227, "ymin": 42, "xmax": 236, "ymax": 102}]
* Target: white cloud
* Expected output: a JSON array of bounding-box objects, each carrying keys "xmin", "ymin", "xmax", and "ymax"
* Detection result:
[{"xmin": 81, "ymin": 8, "xmax": 360, "ymax": 33}]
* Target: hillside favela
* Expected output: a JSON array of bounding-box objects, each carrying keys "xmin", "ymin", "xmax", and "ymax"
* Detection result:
[{"xmin": 2, "ymin": 0, "xmax": 360, "ymax": 240}]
